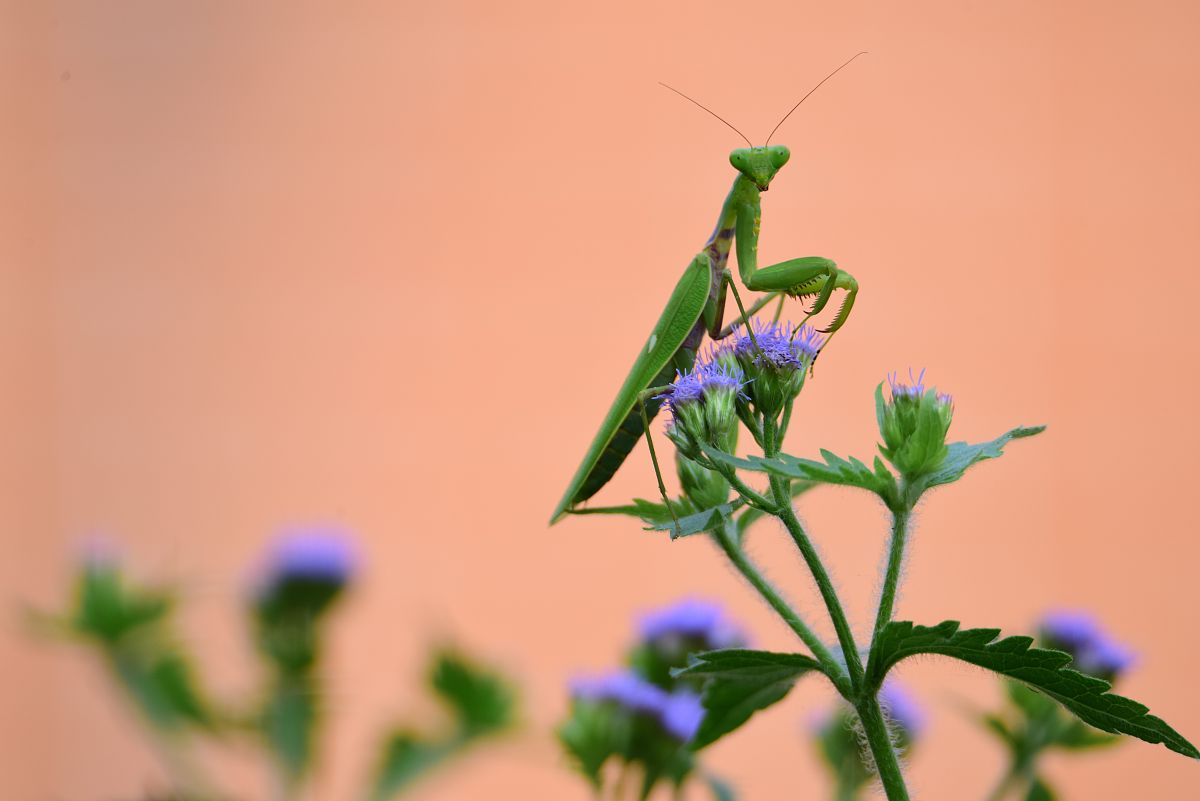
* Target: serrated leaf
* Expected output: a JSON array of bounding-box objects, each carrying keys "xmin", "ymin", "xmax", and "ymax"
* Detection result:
[
  {"xmin": 672, "ymin": 649, "xmax": 823, "ymax": 749},
  {"xmin": 647, "ymin": 498, "xmax": 745, "ymax": 540},
  {"xmin": 699, "ymin": 444, "xmax": 900, "ymax": 505},
  {"xmin": 869, "ymin": 620, "xmax": 1198, "ymax": 759},
  {"xmin": 912, "ymin": 426, "xmax": 1045, "ymax": 496}
]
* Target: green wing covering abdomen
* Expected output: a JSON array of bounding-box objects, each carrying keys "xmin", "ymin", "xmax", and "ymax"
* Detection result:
[{"xmin": 549, "ymin": 253, "xmax": 712, "ymax": 524}]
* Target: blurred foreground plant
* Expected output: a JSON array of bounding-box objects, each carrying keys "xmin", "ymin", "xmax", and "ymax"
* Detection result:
[
  {"xmin": 31, "ymin": 530, "xmax": 516, "ymax": 801},
  {"xmin": 975, "ymin": 612, "xmax": 1136, "ymax": 800},
  {"xmin": 559, "ymin": 599, "xmax": 744, "ymax": 799}
]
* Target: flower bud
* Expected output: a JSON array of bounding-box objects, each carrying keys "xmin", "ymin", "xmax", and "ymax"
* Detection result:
[
  {"xmin": 732, "ymin": 322, "xmax": 823, "ymax": 420},
  {"xmin": 660, "ymin": 362, "xmax": 746, "ymax": 449},
  {"xmin": 877, "ymin": 369, "xmax": 953, "ymax": 477}
]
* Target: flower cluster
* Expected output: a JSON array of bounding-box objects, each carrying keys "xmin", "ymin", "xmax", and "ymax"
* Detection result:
[
  {"xmin": 877, "ymin": 368, "xmax": 954, "ymax": 477},
  {"xmin": 559, "ymin": 599, "xmax": 750, "ymax": 795},
  {"xmin": 661, "ymin": 360, "xmax": 746, "ymax": 450},
  {"xmin": 1040, "ymin": 610, "xmax": 1135, "ymax": 682},
  {"xmin": 254, "ymin": 527, "xmax": 357, "ymax": 616},
  {"xmin": 569, "ymin": 670, "xmax": 704, "ymax": 742},
  {"xmin": 638, "ymin": 598, "xmax": 747, "ymax": 652},
  {"xmin": 730, "ymin": 320, "xmax": 824, "ymax": 419}
]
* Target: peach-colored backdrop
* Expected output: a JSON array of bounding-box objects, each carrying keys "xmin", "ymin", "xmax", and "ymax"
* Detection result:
[{"xmin": 3, "ymin": 1, "xmax": 1198, "ymax": 798}]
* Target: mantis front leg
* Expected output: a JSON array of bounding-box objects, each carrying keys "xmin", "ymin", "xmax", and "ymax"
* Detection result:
[{"xmin": 732, "ymin": 199, "xmax": 859, "ymax": 337}]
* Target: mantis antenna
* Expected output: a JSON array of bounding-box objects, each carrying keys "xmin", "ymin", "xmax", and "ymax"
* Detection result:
[
  {"xmin": 658, "ymin": 82, "xmax": 754, "ymax": 148},
  {"xmin": 765, "ymin": 51, "xmax": 869, "ymax": 145}
]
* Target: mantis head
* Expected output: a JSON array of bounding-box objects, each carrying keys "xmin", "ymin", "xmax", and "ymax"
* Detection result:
[{"xmin": 729, "ymin": 146, "xmax": 791, "ymax": 192}]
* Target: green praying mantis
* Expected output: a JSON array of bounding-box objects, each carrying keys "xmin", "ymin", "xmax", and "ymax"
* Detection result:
[{"xmin": 549, "ymin": 54, "xmax": 867, "ymax": 525}]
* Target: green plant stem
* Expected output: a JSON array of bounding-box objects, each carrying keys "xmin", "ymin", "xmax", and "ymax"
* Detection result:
[
  {"xmin": 707, "ymin": 458, "xmax": 775, "ymax": 511},
  {"xmin": 713, "ymin": 521, "xmax": 847, "ymax": 693},
  {"xmin": 855, "ymin": 695, "xmax": 912, "ymax": 801},
  {"xmin": 772, "ymin": 487, "xmax": 864, "ymax": 691},
  {"xmin": 835, "ymin": 781, "xmax": 859, "ymax": 801},
  {"xmin": 871, "ymin": 509, "xmax": 910, "ymax": 645}
]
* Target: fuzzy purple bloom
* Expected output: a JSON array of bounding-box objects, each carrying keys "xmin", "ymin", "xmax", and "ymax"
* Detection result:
[
  {"xmin": 638, "ymin": 598, "xmax": 746, "ymax": 650},
  {"xmin": 880, "ymin": 680, "xmax": 925, "ymax": 738},
  {"xmin": 257, "ymin": 527, "xmax": 358, "ymax": 595},
  {"xmin": 1041, "ymin": 610, "xmax": 1101, "ymax": 649},
  {"xmin": 659, "ymin": 691, "xmax": 705, "ymax": 741},
  {"xmin": 660, "ymin": 362, "xmax": 746, "ymax": 415},
  {"xmin": 733, "ymin": 320, "xmax": 824, "ymax": 370},
  {"xmin": 570, "ymin": 670, "xmax": 703, "ymax": 741},
  {"xmin": 1039, "ymin": 609, "xmax": 1135, "ymax": 680}
]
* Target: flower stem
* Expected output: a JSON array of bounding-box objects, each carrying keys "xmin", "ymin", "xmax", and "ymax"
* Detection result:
[
  {"xmin": 870, "ymin": 509, "xmax": 910, "ymax": 648},
  {"xmin": 713, "ymin": 521, "xmax": 848, "ymax": 693},
  {"xmin": 855, "ymin": 694, "xmax": 912, "ymax": 801}
]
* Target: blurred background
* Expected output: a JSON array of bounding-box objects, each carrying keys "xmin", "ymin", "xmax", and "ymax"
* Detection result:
[{"xmin": 3, "ymin": 0, "xmax": 1199, "ymax": 798}]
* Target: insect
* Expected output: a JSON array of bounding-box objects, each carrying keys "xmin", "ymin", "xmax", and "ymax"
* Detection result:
[{"xmin": 549, "ymin": 54, "xmax": 866, "ymax": 525}]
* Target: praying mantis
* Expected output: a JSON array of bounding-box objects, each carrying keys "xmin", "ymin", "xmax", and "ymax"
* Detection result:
[{"xmin": 549, "ymin": 54, "xmax": 866, "ymax": 525}]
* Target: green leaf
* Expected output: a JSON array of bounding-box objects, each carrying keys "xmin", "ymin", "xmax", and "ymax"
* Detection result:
[
  {"xmin": 1026, "ymin": 776, "xmax": 1057, "ymax": 801},
  {"xmin": 430, "ymin": 649, "xmax": 517, "ymax": 737},
  {"xmin": 699, "ymin": 444, "xmax": 900, "ymax": 506},
  {"xmin": 647, "ymin": 498, "xmax": 745, "ymax": 539},
  {"xmin": 672, "ymin": 649, "xmax": 823, "ymax": 749},
  {"xmin": 1055, "ymin": 719, "xmax": 1122, "ymax": 750},
  {"xmin": 911, "ymin": 426, "xmax": 1045, "ymax": 496},
  {"xmin": 869, "ymin": 620, "xmax": 1199, "ymax": 759},
  {"xmin": 369, "ymin": 731, "xmax": 453, "ymax": 801}
]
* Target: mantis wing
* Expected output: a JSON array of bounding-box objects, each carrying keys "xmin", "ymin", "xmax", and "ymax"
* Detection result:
[{"xmin": 550, "ymin": 253, "xmax": 713, "ymax": 524}]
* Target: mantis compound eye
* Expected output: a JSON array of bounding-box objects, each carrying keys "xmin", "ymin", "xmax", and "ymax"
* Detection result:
[
  {"xmin": 769, "ymin": 145, "xmax": 791, "ymax": 169},
  {"xmin": 728, "ymin": 149, "xmax": 751, "ymax": 172}
]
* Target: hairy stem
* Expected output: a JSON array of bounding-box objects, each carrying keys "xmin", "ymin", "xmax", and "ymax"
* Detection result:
[
  {"xmin": 713, "ymin": 521, "xmax": 848, "ymax": 693},
  {"xmin": 855, "ymin": 695, "xmax": 911, "ymax": 801},
  {"xmin": 870, "ymin": 509, "xmax": 910, "ymax": 651}
]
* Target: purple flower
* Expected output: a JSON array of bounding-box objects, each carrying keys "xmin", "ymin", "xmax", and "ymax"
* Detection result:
[
  {"xmin": 1039, "ymin": 610, "xmax": 1136, "ymax": 681},
  {"xmin": 569, "ymin": 670, "xmax": 704, "ymax": 742},
  {"xmin": 1040, "ymin": 610, "xmax": 1101, "ymax": 650},
  {"xmin": 660, "ymin": 362, "xmax": 746, "ymax": 415},
  {"xmin": 732, "ymin": 320, "xmax": 824, "ymax": 371},
  {"xmin": 253, "ymin": 527, "xmax": 358, "ymax": 610},
  {"xmin": 879, "ymin": 680, "xmax": 925, "ymax": 738},
  {"xmin": 659, "ymin": 691, "xmax": 704, "ymax": 741},
  {"xmin": 638, "ymin": 599, "xmax": 746, "ymax": 650}
]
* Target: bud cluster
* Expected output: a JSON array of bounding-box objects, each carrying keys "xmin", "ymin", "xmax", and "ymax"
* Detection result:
[
  {"xmin": 877, "ymin": 368, "xmax": 954, "ymax": 477},
  {"xmin": 731, "ymin": 321, "xmax": 824, "ymax": 420}
]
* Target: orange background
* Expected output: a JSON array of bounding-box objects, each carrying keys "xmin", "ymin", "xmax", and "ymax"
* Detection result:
[{"xmin": 3, "ymin": 1, "xmax": 1199, "ymax": 798}]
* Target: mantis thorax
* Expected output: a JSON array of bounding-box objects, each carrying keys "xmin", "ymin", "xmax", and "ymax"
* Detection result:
[{"xmin": 729, "ymin": 145, "xmax": 791, "ymax": 191}]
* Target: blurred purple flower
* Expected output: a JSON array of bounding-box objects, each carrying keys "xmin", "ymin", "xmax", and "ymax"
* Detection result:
[
  {"xmin": 637, "ymin": 598, "xmax": 746, "ymax": 650},
  {"xmin": 1039, "ymin": 609, "xmax": 1135, "ymax": 680},
  {"xmin": 255, "ymin": 527, "xmax": 358, "ymax": 598},
  {"xmin": 570, "ymin": 670, "xmax": 704, "ymax": 742},
  {"xmin": 879, "ymin": 680, "xmax": 925, "ymax": 738}
]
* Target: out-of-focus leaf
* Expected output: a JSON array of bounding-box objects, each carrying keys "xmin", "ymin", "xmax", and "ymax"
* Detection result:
[
  {"xmin": 673, "ymin": 649, "xmax": 823, "ymax": 749},
  {"xmin": 430, "ymin": 649, "xmax": 517, "ymax": 737}
]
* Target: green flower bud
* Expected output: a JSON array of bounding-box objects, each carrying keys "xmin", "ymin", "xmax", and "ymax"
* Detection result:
[{"xmin": 877, "ymin": 369, "xmax": 954, "ymax": 478}]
